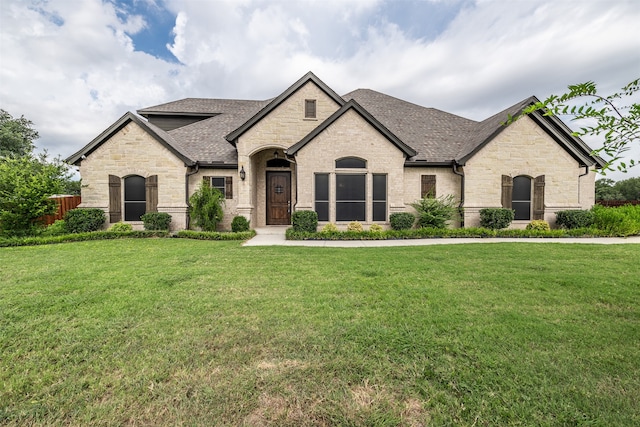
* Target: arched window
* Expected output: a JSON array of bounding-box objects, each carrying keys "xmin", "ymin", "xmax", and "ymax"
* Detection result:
[
  {"xmin": 335, "ymin": 157, "xmax": 366, "ymax": 169},
  {"xmin": 124, "ymin": 175, "xmax": 146, "ymax": 221},
  {"xmin": 512, "ymin": 176, "xmax": 531, "ymax": 220}
]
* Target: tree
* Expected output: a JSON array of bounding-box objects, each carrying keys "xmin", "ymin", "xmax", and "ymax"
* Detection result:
[
  {"xmin": 595, "ymin": 178, "xmax": 623, "ymax": 201},
  {"xmin": 0, "ymin": 109, "xmax": 38, "ymax": 157},
  {"xmin": 514, "ymin": 78, "xmax": 640, "ymax": 174},
  {"xmin": 614, "ymin": 177, "xmax": 640, "ymax": 201},
  {"xmin": 0, "ymin": 153, "xmax": 71, "ymax": 235},
  {"xmin": 189, "ymin": 181, "xmax": 225, "ymax": 231}
]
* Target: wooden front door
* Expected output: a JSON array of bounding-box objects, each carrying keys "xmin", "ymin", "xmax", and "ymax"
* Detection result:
[{"xmin": 266, "ymin": 172, "xmax": 291, "ymax": 225}]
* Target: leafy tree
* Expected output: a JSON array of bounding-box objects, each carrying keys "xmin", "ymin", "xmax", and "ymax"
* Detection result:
[
  {"xmin": 595, "ymin": 178, "xmax": 623, "ymax": 201},
  {"xmin": 514, "ymin": 78, "xmax": 640, "ymax": 174},
  {"xmin": 0, "ymin": 109, "xmax": 38, "ymax": 157},
  {"xmin": 189, "ymin": 181, "xmax": 225, "ymax": 231},
  {"xmin": 614, "ymin": 177, "xmax": 640, "ymax": 201},
  {"xmin": 0, "ymin": 153, "xmax": 70, "ymax": 235}
]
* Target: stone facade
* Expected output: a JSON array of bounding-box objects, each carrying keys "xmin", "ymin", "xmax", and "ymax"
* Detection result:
[
  {"xmin": 463, "ymin": 116, "xmax": 594, "ymax": 228},
  {"xmin": 78, "ymin": 121, "xmax": 188, "ymax": 230}
]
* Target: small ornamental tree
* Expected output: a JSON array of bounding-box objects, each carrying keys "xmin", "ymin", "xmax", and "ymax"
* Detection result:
[
  {"xmin": 512, "ymin": 78, "xmax": 640, "ymax": 174},
  {"xmin": 409, "ymin": 194, "xmax": 458, "ymax": 229},
  {"xmin": 189, "ymin": 181, "xmax": 225, "ymax": 232}
]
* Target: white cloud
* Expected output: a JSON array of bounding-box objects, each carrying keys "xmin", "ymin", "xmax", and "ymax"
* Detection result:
[{"xmin": 1, "ymin": 0, "xmax": 639, "ymax": 179}]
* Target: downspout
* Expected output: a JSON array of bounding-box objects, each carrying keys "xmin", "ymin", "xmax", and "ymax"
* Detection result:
[
  {"xmin": 452, "ymin": 163, "xmax": 465, "ymax": 227},
  {"xmin": 185, "ymin": 163, "xmax": 200, "ymax": 229},
  {"xmin": 578, "ymin": 165, "xmax": 589, "ymax": 205}
]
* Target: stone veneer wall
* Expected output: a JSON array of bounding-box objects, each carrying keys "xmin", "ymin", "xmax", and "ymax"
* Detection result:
[
  {"xmin": 236, "ymin": 82, "xmax": 342, "ymax": 226},
  {"xmin": 294, "ymin": 109, "xmax": 407, "ymax": 226},
  {"xmin": 462, "ymin": 116, "xmax": 595, "ymax": 228},
  {"xmin": 79, "ymin": 121, "xmax": 188, "ymax": 231}
]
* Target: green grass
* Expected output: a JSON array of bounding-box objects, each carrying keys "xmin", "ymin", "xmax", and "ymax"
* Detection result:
[{"xmin": 1, "ymin": 240, "xmax": 639, "ymax": 426}]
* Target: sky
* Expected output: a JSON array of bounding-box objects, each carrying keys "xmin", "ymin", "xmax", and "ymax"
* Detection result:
[{"xmin": 1, "ymin": 0, "xmax": 639, "ymax": 180}]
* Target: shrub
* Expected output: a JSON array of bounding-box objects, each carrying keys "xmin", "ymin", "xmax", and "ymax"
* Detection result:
[
  {"xmin": 555, "ymin": 209, "xmax": 594, "ymax": 229},
  {"xmin": 141, "ymin": 212, "xmax": 172, "ymax": 231},
  {"xmin": 189, "ymin": 181, "xmax": 225, "ymax": 232},
  {"xmin": 591, "ymin": 204, "xmax": 640, "ymax": 236},
  {"xmin": 390, "ymin": 212, "xmax": 415, "ymax": 230},
  {"xmin": 109, "ymin": 222, "xmax": 133, "ymax": 232},
  {"xmin": 479, "ymin": 208, "xmax": 514, "ymax": 230},
  {"xmin": 370, "ymin": 223, "xmax": 383, "ymax": 232},
  {"xmin": 40, "ymin": 220, "xmax": 67, "ymax": 236},
  {"xmin": 321, "ymin": 223, "xmax": 338, "ymax": 233},
  {"xmin": 526, "ymin": 220, "xmax": 550, "ymax": 231},
  {"xmin": 64, "ymin": 208, "xmax": 106, "ymax": 233},
  {"xmin": 231, "ymin": 215, "xmax": 250, "ymax": 232},
  {"xmin": 292, "ymin": 210, "xmax": 318, "ymax": 233},
  {"xmin": 346, "ymin": 221, "xmax": 363, "ymax": 232},
  {"xmin": 410, "ymin": 194, "xmax": 459, "ymax": 229}
]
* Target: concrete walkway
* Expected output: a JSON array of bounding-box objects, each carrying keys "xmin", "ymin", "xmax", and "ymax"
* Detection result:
[{"xmin": 244, "ymin": 227, "xmax": 640, "ymax": 247}]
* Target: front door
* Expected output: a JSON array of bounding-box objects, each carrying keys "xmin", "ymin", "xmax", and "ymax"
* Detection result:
[{"xmin": 266, "ymin": 171, "xmax": 291, "ymax": 225}]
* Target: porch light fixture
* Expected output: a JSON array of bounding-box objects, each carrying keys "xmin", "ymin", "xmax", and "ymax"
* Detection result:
[
  {"xmin": 240, "ymin": 166, "xmax": 246, "ymax": 181},
  {"xmin": 273, "ymin": 150, "xmax": 279, "ymax": 159}
]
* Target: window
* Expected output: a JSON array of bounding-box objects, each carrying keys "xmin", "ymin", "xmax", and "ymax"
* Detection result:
[
  {"xmin": 124, "ymin": 175, "xmax": 146, "ymax": 221},
  {"xmin": 335, "ymin": 157, "xmax": 366, "ymax": 169},
  {"xmin": 206, "ymin": 176, "xmax": 233, "ymax": 199},
  {"xmin": 305, "ymin": 99, "xmax": 316, "ymax": 118},
  {"xmin": 512, "ymin": 176, "xmax": 531, "ymax": 220},
  {"xmin": 336, "ymin": 174, "xmax": 366, "ymax": 221},
  {"xmin": 373, "ymin": 174, "xmax": 387, "ymax": 222},
  {"xmin": 315, "ymin": 173, "xmax": 329, "ymax": 221},
  {"xmin": 421, "ymin": 175, "xmax": 436, "ymax": 198}
]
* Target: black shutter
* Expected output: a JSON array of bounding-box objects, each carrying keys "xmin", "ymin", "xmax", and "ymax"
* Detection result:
[
  {"xmin": 501, "ymin": 175, "xmax": 513, "ymax": 209},
  {"xmin": 533, "ymin": 175, "xmax": 545, "ymax": 220}
]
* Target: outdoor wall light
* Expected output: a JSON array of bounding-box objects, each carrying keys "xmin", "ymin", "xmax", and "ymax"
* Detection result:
[
  {"xmin": 240, "ymin": 166, "xmax": 246, "ymax": 181},
  {"xmin": 274, "ymin": 150, "xmax": 279, "ymax": 159}
]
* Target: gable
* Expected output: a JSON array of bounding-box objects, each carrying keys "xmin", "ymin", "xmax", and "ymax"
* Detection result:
[
  {"xmin": 66, "ymin": 112, "xmax": 195, "ymax": 166},
  {"xmin": 287, "ymin": 99, "xmax": 417, "ymax": 158},
  {"xmin": 225, "ymin": 71, "xmax": 344, "ymax": 145}
]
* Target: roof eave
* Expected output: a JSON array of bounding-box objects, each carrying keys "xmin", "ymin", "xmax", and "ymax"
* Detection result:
[{"xmin": 65, "ymin": 112, "xmax": 196, "ymax": 167}]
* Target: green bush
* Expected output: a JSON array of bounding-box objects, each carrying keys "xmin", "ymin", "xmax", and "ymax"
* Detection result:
[
  {"xmin": 479, "ymin": 208, "xmax": 514, "ymax": 230},
  {"xmin": 40, "ymin": 220, "xmax": 68, "ymax": 236},
  {"xmin": 556, "ymin": 209, "xmax": 594, "ymax": 229},
  {"xmin": 591, "ymin": 204, "xmax": 640, "ymax": 236},
  {"xmin": 175, "ymin": 230, "xmax": 256, "ymax": 240},
  {"xmin": 109, "ymin": 222, "xmax": 133, "ymax": 232},
  {"xmin": 141, "ymin": 212, "xmax": 172, "ymax": 231},
  {"xmin": 347, "ymin": 221, "xmax": 363, "ymax": 232},
  {"xmin": 526, "ymin": 220, "xmax": 550, "ymax": 231},
  {"xmin": 64, "ymin": 208, "xmax": 106, "ymax": 233},
  {"xmin": 390, "ymin": 212, "xmax": 415, "ymax": 230},
  {"xmin": 231, "ymin": 215, "xmax": 250, "ymax": 232},
  {"xmin": 292, "ymin": 210, "xmax": 318, "ymax": 232},
  {"xmin": 410, "ymin": 194, "xmax": 459, "ymax": 229},
  {"xmin": 189, "ymin": 182, "xmax": 225, "ymax": 232}
]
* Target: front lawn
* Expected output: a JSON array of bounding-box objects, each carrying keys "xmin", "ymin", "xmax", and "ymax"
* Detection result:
[{"xmin": 1, "ymin": 240, "xmax": 639, "ymax": 426}]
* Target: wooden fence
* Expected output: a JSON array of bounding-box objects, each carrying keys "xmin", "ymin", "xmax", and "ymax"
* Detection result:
[
  {"xmin": 41, "ymin": 195, "xmax": 82, "ymax": 225},
  {"xmin": 596, "ymin": 200, "xmax": 640, "ymax": 207}
]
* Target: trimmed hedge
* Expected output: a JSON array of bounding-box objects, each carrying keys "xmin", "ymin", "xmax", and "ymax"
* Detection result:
[
  {"xmin": 0, "ymin": 230, "xmax": 169, "ymax": 247},
  {"xmin": 175, "ymin": 230, "xmax": 256, "ymax": 240},
  {"xmin": 141, "ymin": 212, "xmax": 172, "ymax": 231},
  {"xmin": 556, "ymin": 209, "xmax": 594, "ymax": 229},
  {"xmin": 291, "ymin": 210, "xmax": 318, "ymax": 233},
  {"xmin": 390, "ymin": 212, "xmax": 415, "ymax": 230},
  {"xmin": 64, "ymin": 208, "xmax": 106, "ymax": 233},
  {"xmin": 479, "ymin": 208, "xmax": 514, "ymax": 230}
]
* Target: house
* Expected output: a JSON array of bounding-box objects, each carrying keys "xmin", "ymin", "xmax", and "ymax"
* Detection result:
[{"xmin": 67, "ymin": 72, "xmax": 605, "ymax": 231}]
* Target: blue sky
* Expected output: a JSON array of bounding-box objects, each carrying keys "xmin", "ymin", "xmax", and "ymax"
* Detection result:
[{"xmin": 1, "ymin": 0, "xmax": 639, "ymax": 179}]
